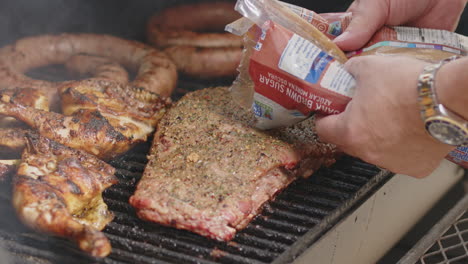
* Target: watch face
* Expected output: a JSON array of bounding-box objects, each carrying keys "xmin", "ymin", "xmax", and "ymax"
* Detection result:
[{"xmin": 427, "ymin": 119, "xmax": 467, "ymax": 146}]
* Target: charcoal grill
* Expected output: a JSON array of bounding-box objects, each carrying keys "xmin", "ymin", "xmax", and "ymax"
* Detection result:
[
  {"xmin": 0, "ymin": 138, "xmax": 392, "ymax": 264},
  {"xmin": 0, "ymin": 65, "xmax": 393, "ymax": 263},
  {"xmin": 0, "ymin": 0, "xmax": 467, "ymax": 263}
]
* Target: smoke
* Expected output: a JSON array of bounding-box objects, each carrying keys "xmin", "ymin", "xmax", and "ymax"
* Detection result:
[
  {"xmin": 0, "ymin": 0, "xmax": 243, "ymax": 46},
  {"xmin": 0, "ymin": 243, "xmax": 11, "ymax": 264}
]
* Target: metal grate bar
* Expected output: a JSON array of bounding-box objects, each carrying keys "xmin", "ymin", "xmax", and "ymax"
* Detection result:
[
  {"xmin": 278, "ymin": 191, "xmax": 342, "ymax": 208},
  {"xmin": 292, "ymin": 182, "xmax": 352, "ymax": 202},
  {"xmin": 242, "ymin": 225, "xmax": 298, "ymax": 245},
  {"xmin": 232, "ymin": 234, "xmax": 288, "ymax": 253},
  {"xmin": 271, "ymin": 199, "xmax": 332, "ymax": 216},
  {"xmin": 252, "ymin": 217, "xmax": 311, "ymax": 235},
  {"xmin": 113, "ymin": 169, "xmax": 142, "ymax": 182},
  {"xmin": 399, "ymin": 194, "xmax": 468, "ymax": 264},
  {"xmin": 106, "ymin": 233, "xmax": 220, "ymax": 264},
  {"xmin": 325, "ymin": 170, "xmax": 371, "ymax": 186},
  {"xmin": 105, "ymin": 222, "xmax": 217, "ymax": 256},
  {"xmin": 0, "ymin": 150, "xmax": 389, "ymax": 264},
  {"xmin": 262, "ymin": 206, "xmax": 322, "ymax": 226}
]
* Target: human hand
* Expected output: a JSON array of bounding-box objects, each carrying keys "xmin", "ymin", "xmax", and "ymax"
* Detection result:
[
  {"xmin": 315, "ymin": 55, "xmax": 456, "ymax": 178},
  {"xmin": 334, "ymin": 0, "xmax": 468, "ymax": 51}
]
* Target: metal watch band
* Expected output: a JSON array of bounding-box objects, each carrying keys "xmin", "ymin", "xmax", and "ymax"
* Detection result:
[
  {"xmin": 417, "ymin": 56, "xmax": 459, "ymax": 122},
  {"xmin": 417, "ymin": 55, "xmax": 468, "ymax": 146}
]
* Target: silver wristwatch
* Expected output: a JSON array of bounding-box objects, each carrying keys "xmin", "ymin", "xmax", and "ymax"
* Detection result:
[{"xmin": 417, "ymin": 56, "xmax": 468, "ymax": 146}]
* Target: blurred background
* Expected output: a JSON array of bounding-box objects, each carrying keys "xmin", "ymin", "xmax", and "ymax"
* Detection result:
[{"xmin": 0, "ymin": 0, "xmax": 465, "ymax": 47}]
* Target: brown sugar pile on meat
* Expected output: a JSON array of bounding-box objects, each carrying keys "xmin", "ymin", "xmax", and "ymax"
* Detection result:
[
  {"xmin": 130, "ymin": 87, "xmax": 338, "ymax": 241},
  {"xmin": 147, "ymin": 1, "xmax": 243, "ymax": 79}
]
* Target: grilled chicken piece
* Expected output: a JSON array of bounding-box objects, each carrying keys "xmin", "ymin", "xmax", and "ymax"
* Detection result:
[
  {"xmin": 59, "ymin": 79, "xmax": 168, "ymax": 134},
  {"xmin": 0, "ymin": 96, "xmax": 134, "ymax": 160},
  {"xmin": 0, "ymin": 81, "xmax": 168, "ymax": 160},
  {"xmin": 0, "ymin": 88, "xmax": 49, "ymax": 128},
  {"xmin": 12, "ymin": 132, "xmax": 117, "ymax": 257}
]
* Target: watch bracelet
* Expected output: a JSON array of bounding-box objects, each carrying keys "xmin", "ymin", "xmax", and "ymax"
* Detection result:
[
  {"xmin": 417, "ymin": 56, "xmax": 459, "ymax": 121},
  {"xmin": 417, "ymin": 57, "xmax": 468, "ymax": 168}
]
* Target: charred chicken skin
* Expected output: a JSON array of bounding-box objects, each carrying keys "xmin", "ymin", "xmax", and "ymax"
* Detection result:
[
  {"xmin": 0, "ymin": 81, "xmax": 168, "ymax": 160},
  {"xmin": 0, "ymin": 87, "xmax": 49, "ymax": 128},
  {"xmin": 0, "ymin": 54, "xmax": 130, "ymax": 155},
  {"xmin": 12, "ymin": 132, "xmax": 117, "ymax": 257}
]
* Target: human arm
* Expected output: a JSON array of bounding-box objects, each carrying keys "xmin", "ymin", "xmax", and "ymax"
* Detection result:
[
  {"xmin": 334, "ymin": 0, "xmax": 467, "ymax": 51},
  {"xmin": 315, "ymin": 56, "xmax": 468, "ymax": 178}
]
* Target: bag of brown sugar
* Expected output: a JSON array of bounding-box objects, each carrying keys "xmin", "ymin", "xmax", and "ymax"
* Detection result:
[
  {"xmin": 226, "ymin": 0, "xmax": 354, "ymax": 130},
  {"xmin": 226, "ymin": 0, "xmax": 468, "ymax": 167}
]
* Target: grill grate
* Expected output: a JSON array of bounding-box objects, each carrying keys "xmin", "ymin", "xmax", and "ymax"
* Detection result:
[
  {"xmin": 0, "ymin": 68, "xmax": 393, "ymax": 263},
  {"xmin": 0, "ymin": 150, "xmax": 390, "ymax": 264}
]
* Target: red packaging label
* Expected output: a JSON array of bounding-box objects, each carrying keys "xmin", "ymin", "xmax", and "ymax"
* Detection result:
[
  {"xmin": 446, "ymin": 146, "xmax": 468, "ymax": 169},
  {"xmin": 279, "ymin": 2, "xmax": 351, "ymax": 39},
  {"xmin": 247, "ymin": 21, "xmax": 355, "ymax": 128}
]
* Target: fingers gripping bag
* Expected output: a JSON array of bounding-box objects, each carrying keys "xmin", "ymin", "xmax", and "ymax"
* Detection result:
[
  {"xmin": 348, "ymin": 26, "xmax": 468, "ymax": 61},
  {"xmin": 344, "ymin": 25, "xmax": 468, "ymax": 168},
  {"xmin": 227, "ymin": 0, "xmax": 468, "ymax": 168},
  {"xmin": 226, "ymin": 0, "xmax": 355, "ymax": 130}
]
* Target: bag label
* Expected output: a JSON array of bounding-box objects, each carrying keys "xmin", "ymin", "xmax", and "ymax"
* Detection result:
[
  {"xmin": 348, "ymin": 26, "xmax": 467, "ymax": 57},
  {"xmin": 247, "ymin": 21, "xmax": 354, "ymax": 128},
  {"xmin": 394, "ymin": 27, "xmax": 464, "ymax": 50},
  {"xmin": 279, "ymin": 34, "xmax": 324, "ymax": 80},
  {"xmin": 446, "ymin": 146, "xmax": 468, "ymax": 169}
]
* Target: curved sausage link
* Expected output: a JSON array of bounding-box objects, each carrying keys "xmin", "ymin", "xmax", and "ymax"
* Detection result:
[
  {"xmin": 164, "ymin": 46, "xmax": 242, "ymax": 78},
  {"xmin": 0, "ymin": 34, "xmax": 177, "ymax": 108},
  {"xmin": 147, "ymin": 1, "xmax": 243, "ymax": 48},
  {"xmin": 65, "ymin": 55, "xmax": 129, "ymax": 84},
  {"xmin": 147, "ymin": 2, "xmax": 242, "ymax": 78}
]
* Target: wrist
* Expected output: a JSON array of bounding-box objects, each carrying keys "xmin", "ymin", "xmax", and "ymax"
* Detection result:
[
  {"xmin": 417, "ymin": 57, "xmax": 468, "ymax": 146},
  {"xmin": 436, "ymin": 58, "xmax": 468, "ymax": 121}
]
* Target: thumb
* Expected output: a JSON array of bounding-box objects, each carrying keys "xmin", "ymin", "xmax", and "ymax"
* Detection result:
[
  {"xmin": 333, "ymin": 0, "xmax": 388, "ymax": 51},
  {"xmin": 315, "ymin": 113, "xmax": 348, "ymax": 146}
]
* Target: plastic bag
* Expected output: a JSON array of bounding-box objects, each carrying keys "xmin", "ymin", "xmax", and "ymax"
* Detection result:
[
  {"xmin": 227, "ymin": 0, "xmax": 467, "ymax": 131},
  {"xmin": 227, "ymin": 0, "xmax": 354, "ymax": 130},
  {"xmin": 227, "ymin": 1, "xmax": 468, "ymax": 168}
]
